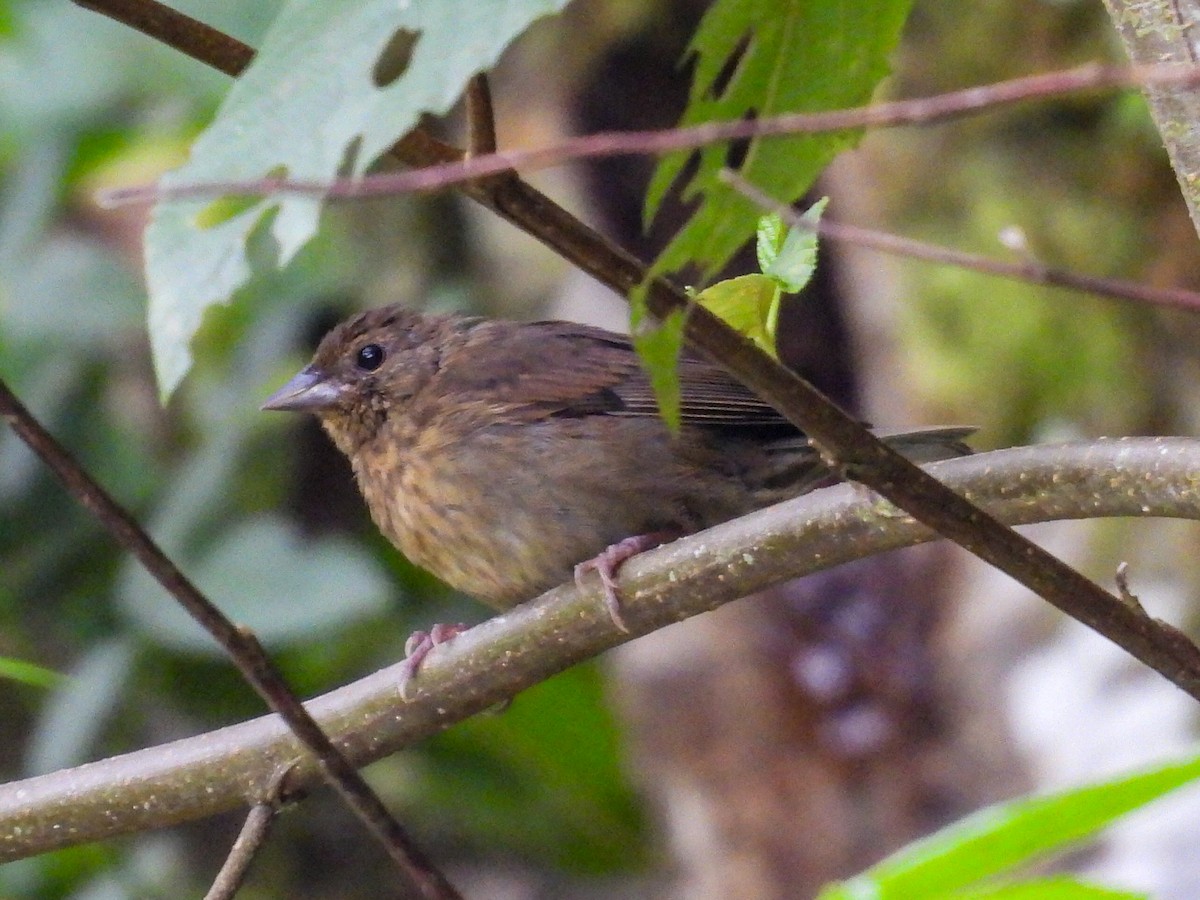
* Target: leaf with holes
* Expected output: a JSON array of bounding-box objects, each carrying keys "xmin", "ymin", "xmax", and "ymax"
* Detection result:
[
  {"xmin": 145, "ymin": 0, "xmax": 570, "ymax": 400},
  {"xmin": 644, "ymin": 0, "xmax": 913, "ymax": 286}
]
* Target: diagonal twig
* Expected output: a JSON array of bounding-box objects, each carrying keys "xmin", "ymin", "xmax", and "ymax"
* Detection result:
[
  {"xmin": 203, "ymin": 763, "xmax": 294, "ymax": 900},
  {"xmin": 0, "ymin": 379, "xmax": 461, "ymax": 900}
]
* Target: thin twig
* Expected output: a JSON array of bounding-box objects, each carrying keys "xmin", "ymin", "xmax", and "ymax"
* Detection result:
[
  {"xmin": 4, "ymin": 438, "xmax": 1200, "ymax": 861},
  {"xmin": 204, "ymin": 803, "xmax": 276, "ymax": 900},
  {"xmin": 72, "ymin": 0, "xmax": 253, "ymax": 75},
  {"xmin": 720, "ymin": 170, "xmax": 1200, "ymax": 312},
  {"xmin": 0, "ymin": 379, "xmax": 461, "ymax": 900},
  {"xmin": 1115, "ymin": 561, "xmax": 1148, "ymax": 614},
  {"xmin": 461, "ymin": 71, "xmax": 516, "ymax": 201},
  {"xmin": 203, "ymin": 764, "xmax": 294, "ymax": 900},
  {"xmin": 101, "ymin": 61, "xmax": 1200, "ymax": 206}
]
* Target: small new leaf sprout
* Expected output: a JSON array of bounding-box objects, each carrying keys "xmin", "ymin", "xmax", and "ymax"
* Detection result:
[
  {"xmin": 696, "ymin": 197, "xmax": 829, "ymax": 359},
  {"xmin": 763, "ymin": 197, "xmax": 828, "ymax": 293}
]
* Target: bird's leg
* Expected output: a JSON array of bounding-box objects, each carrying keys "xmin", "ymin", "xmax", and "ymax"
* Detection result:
[
  {"xmin": 398, "ymin": 621, "xmax": 467, "ymax": 698},
  {"xmin": 574, "ymin": 531, "xmax": 678, "ymax": 633}
]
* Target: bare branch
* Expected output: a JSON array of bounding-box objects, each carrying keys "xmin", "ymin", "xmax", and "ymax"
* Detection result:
[
  {"xmin": 203, "ymin": 764, "xmax": 293, "ymax": 900},
  {"xmin": 720, "ymin": 170, "xmax": 1200, "ymax": 313},
  {"xmin": 465, "ymin": 73, "xmax": 498, "ymax": 157},
  {"xmin": 101, "ymin": 61, "xmax": 1200, "ymax": 207},
  {"xmin": 3, "ymin": 437, "xmax": 1199, "ymax": 861},
  {"xmin": 71, "ymin": 0, "xmax": 253, "ymax": 75}
]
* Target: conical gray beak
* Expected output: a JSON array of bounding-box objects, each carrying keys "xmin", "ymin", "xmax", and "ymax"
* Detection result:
[{"xmin": 261, "ymin": 366, "xmax": 344, "ymax": 412}]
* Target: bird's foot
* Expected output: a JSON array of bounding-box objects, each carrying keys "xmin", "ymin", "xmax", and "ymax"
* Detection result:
[
  {"xmin": 398, "ymin": 622, "xmax": 467, "ymax": 699},
  {"xmin": 574, "ymin": 531, "xmax": 676, "ymax": 633}
]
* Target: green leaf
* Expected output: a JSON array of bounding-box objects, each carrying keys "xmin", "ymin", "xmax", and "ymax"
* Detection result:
[
  {"xmin": 755, "ymin": 212, "xmax": 786, "ymax": 271},
  {"xmin": 645, "ymin": 0, "xmax": 914, "ymax": 285},
  {"xmin": 694, "ymin": 273, "xmax": 779, "ymax": 358},
  {"xmin": 952, "ymin": 875, "xmax": 1145, "ymax": 899},
  {"xmin": 764, "ymin": 196, "xmax": 828, "ymax": 292},
  {"xmin": 0, "ymin": 656, "xmax": 63, "ymax": 690},
  {"xmin": 145, "ymin": 0, "xmax": 570, "ymax": 399},
  {"xmin": 629, "ymin": 285, "xmax": 688, "ymax": 432},
  {"xmin": 817, "ymin": 751, "xmax": 1200, "ymax": 899}
]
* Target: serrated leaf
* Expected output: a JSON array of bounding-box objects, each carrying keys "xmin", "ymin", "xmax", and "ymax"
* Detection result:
[
  {"xmin": 816, "ymin": 752, "xmax": 1200, "ymax": 900},
  {"xmin": 763, "ymin": 196, "xmax": 828, "ymax": 292},
  {"xmin": 145, "ymin": 0, "xmax": 570, "ymax": 399},
  {"xmin": 694, "ymin": 273, "xmax": 779, "ymax": 358},
  {"xmin": 646, "ymin": 0, "xmax": 914, "ymax": 285},
  {"xmin": 629, "ymin": 286, "xmax": 687, "ymax": 432}
]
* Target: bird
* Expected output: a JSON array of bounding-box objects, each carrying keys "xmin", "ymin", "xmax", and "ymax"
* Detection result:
[{"xmin": 263, "ymin": 304, "xmax": 972, "ymax": 675}]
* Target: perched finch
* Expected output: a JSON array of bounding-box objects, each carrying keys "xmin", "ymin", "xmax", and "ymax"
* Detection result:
[{"xmin": 264, "ymin": 305, "xmax": 971, "ymax": 665}]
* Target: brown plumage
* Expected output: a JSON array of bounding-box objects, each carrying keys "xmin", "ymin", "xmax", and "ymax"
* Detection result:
[{"xmin": 263, "ymin": 304, "xmax": 972, "ymax": 623}]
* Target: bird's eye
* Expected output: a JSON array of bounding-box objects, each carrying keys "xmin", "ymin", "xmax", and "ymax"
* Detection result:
[{"xmin": 355, "ymin": 343, "xmax": 385, "ymax": 371}]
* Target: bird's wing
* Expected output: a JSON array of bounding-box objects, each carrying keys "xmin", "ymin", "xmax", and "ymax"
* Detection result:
[{"xmin": 441, "ymin": 319, "xmax": 792, "ymax": 429}]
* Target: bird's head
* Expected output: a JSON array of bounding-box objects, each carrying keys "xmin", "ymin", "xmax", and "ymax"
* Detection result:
[{"xmin": 262, "ymin": 305, "xmax": 449, "ymax": 454}]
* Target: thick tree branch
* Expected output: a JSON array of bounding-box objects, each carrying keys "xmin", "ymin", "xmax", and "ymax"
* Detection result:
[{"xmin": 3, "ymin": 438, "xmax": 1200, "ymax": 862}]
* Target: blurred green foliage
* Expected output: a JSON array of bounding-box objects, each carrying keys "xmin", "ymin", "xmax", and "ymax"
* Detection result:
[{"xmin": 885, "ymin": 2, "xmax": 1174, "ymax": 445}]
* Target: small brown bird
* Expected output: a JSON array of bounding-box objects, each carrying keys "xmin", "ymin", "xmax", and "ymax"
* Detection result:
[{"xmin": 263, "ymin": 304, "xmax": 971, "ymax": 651}]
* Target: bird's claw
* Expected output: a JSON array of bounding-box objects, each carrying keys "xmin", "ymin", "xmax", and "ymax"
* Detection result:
[
  {"xmin": 398, "ymin": 622, "xmax": 467, "ymax": 699},
  {"xmin": 574, "ymin": 532, "xmax": 675, "ymax": 633}
]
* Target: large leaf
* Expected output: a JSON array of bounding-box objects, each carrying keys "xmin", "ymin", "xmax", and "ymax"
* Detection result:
[
  {"xmin": 816, "ymin": 751, "xmax": 1200, "ymax": 899},
  {"xmin": 117, "ymin": 515, "xmax": 392, "ymax": 653},
  {"xmin": 145, "ymin": 0, "xmax": 570, "ymax": 399},
  {"xmin": 645, "ymin": 0, "xmax": 914, "ymax": 284}
]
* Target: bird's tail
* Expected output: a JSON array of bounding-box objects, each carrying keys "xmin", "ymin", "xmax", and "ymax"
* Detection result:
[
  {"xmin": 753, "ymin": 426, "xmax": 976, "ymax": 500},
  {"xmin": 873, "ymin": 426, "xmax": 976, "ymax": 463}
]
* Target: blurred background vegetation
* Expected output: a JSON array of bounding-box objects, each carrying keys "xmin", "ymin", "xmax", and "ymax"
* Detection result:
[{"xmin": 3, "ymin": 0, "xmax": 1200, "ymax": 897}]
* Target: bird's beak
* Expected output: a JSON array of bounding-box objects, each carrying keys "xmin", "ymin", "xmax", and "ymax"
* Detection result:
[{"xmin": 261, "ymin": 366, "xmax": 344, "ymax": 412}]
